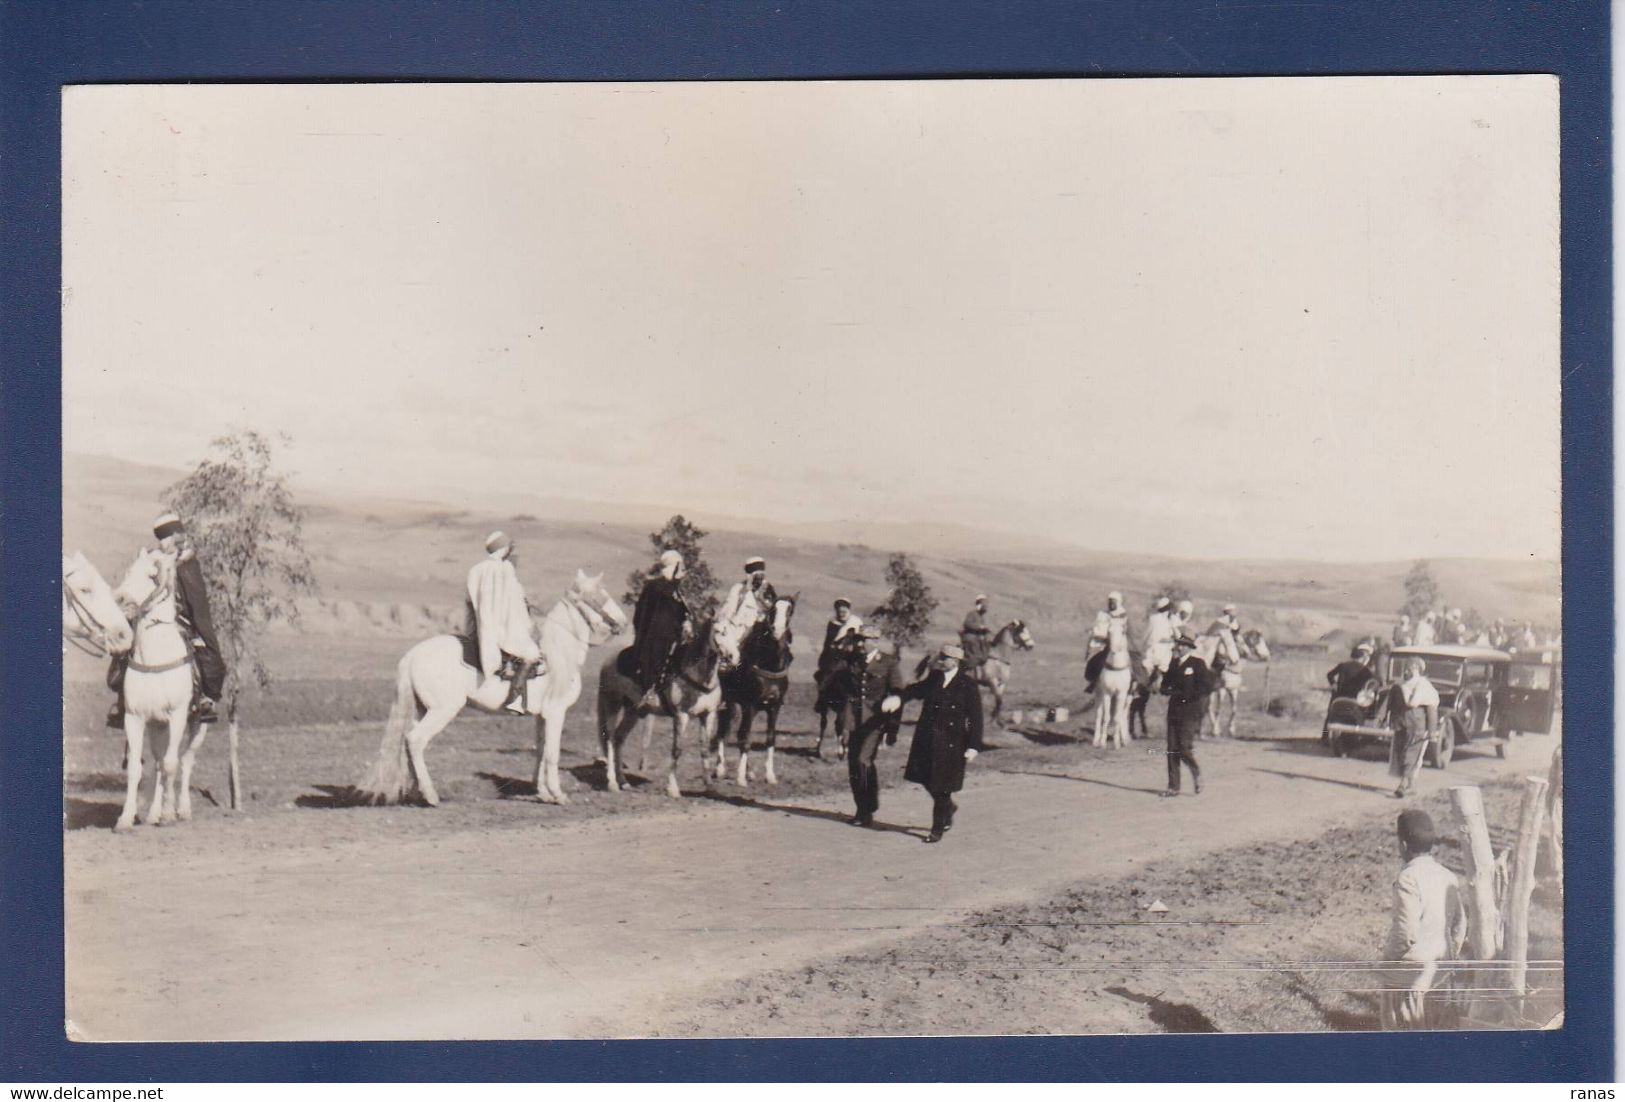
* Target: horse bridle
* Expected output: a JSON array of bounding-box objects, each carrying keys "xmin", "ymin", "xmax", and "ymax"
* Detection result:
[{"xmin": 62, "ymin": 573, "xmax": 118, "ymax": 657}]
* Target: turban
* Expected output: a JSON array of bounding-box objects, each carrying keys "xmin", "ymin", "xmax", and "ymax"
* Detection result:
[
  {"xmin": 152, "ymin": 513, "xmax": 184, "ymax": 540},
  {"xmin": 939, "ymin": 643, "xmax": 965, "ymax": 660},
  {"xmin": 485, "ymin": 530, "xmax": 513, "ymax": 556},
  {"xmin": 744, "ymin": 557, "xmax": 765, "ymax": 573}
]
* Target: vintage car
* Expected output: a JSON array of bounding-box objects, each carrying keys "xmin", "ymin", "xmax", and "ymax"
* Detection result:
[{"xmin": 1325, "ymin": 643, "xmax": 1558, "ymax": 766}]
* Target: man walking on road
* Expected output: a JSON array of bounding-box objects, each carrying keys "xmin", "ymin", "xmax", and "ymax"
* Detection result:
[
  {"xmin": 1161, "ymin": 629, "xmax": 1211, "ymax": 797},
  {"xmin": 884, "ymin": 642, "xmax": 983, "ymax": 843},
  {"xmin": 847, "ymin": 624, "xmax": 908, "ymax": 828}
]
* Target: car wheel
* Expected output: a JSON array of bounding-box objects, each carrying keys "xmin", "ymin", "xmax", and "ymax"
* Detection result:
[
  {"xmin": 1429, "ymin": 720, "xmax": 1457, "ymax": 769},
  {"xmin": 1455, "ymin": 697, "xmax": 1480, "ymax": 740}
]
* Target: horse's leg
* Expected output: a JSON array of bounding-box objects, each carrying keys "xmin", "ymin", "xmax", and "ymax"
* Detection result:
[
  {"xmin": 1091, "ymin": 690, "xmax": 1106, "ymax": 748},
  {"xmin": 763, "ymin": 703, "xmax": 780, "ymax": 786},
  {"xmin": 815, "ymin": 703, "xmax": 828, "ymax": 760},
  {"xmin": 404, "ymin": 705, "xmax": 460, "ymax": 807},
  {"xmin": 534, "ymin": 706, "xmax": 571, "ymax": 805},
  {"xmin": 667, "ymin": 712, "xmax": 686, "ymax": 798},
  {"xmin": 176, "ymin": 718, "xmax": 210, "ymax": 822},
  {"xmin": 115, "ymin": 714, "xmax": 146, "ymax": 833},
  {"xmin": 715, "ymin": 704, "xmax": 736, "ymax": 781},
  {"xmin": 1115, "ymin": 688, "xmax": 1130, "ymax": 748},
  {"xmin": 1224, "ymin": 687, "xmax": 1239, "ymax": 738},
  {"xmin": 605, "ymin": 702, "xmax": 638, "ymax": 792},
  {"xmin": 735, "ymin": 704, "xmax": 753, "ymax": 787}
]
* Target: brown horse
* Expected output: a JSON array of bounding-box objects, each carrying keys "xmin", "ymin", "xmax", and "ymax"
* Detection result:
[
  {"xmin": 713, "ymin": 595, "xmax": 797, "ymax": 786},
  {"xmin": 596, "ymin": 614, "xmax": 749, "ymax": 797}
]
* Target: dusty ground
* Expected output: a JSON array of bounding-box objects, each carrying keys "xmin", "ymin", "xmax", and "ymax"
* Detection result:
[{"xmin": 64, "ymin": 657, "xmax": 1561, "ymax": 1041}]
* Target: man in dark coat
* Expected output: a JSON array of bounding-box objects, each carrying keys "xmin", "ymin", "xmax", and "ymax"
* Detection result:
[
  {"xmin": 108, "ymin": 513, "xmax": 225, "ymax": 727},
  {"xmin": 847, "ymin": 625, "xmax": 909, "ymax": 827},
  {"xmin": 885, "ymin": 642, "xmax": 984, "ymax": 843},
  {"xmin": 1322, "ymin": 640, "xmax": 1380, "ymax": 742},
  {"xmin": 630, "ymin": 549, "xmax": 692, "ymax": 709},
  {"xmin": 1160, "ymin": 630, "xmax": 1211, "ymax": 796},
  {"xmin": 815, "ymin": 597, "xmax": 863, "ymax": 708}
]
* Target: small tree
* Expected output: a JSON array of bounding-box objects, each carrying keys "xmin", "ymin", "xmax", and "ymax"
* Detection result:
[
  {"xmin": 164, "ymin": 430, "xmax": 317, "ymax": 809},
  {"xmin": 1156, "ymin": 580, "xmax": 1192, "ymax": 606},
  {"xmin": 1401, "ymin": 559, "xmax": 1441, "ymax": 622},
  {"xmin": 870, "ymin": 552, "xmax": 937, "ymax": 648},
  {"xmin": 624, "ymin": 514, "xmax": 720, "ymax": 621}
]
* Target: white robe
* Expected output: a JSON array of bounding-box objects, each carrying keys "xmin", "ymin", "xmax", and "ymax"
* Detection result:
[
  {"xmin": 466, "ymin": 555, "xmax": 540, "ymax": 677},
  {"xmin": 720, "ymin": 580, "xmax": 768, "ymax": 639},
  {"xmin": 1145, "ymin": 610, "xmax": 1175, "ymax": 672}
]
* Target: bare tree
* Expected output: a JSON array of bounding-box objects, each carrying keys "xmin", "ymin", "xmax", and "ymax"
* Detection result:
[{"xmin": 164, "ymin": 430, "xmax": 317, "ymax": 808}]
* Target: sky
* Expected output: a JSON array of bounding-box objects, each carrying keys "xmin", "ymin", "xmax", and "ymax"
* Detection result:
[{"xmin": 62, "ymin": 77, "xmax": 1561, "ymax": 561}]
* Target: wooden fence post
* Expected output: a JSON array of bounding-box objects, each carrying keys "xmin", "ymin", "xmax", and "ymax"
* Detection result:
[
  {"xmin": 227, "ymin": 699, "xmax": 243, "ymax": 812},
  {"xmin": 1506, "ymin": 775, "xmax": 1550, "ymax": 1010},
  {"xmin": 1449, "ymin": 785, "xmax": 1499, "ymax": 1020},
  {"xmin": 1545, "ymin": 747, "xmax": 1563, "ymax": 896}
]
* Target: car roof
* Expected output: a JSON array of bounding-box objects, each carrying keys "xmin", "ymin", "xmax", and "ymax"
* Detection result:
[{"xmin": 1389, "ymin": 644, "xmax": 1511, "ymax": 662}]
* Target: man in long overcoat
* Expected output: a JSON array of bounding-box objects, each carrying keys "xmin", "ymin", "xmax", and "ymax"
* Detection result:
[
  {"xmin": 630, "ymin": 549, "xmax": 691, "ymax": 709},
  {"xmin": 1161, "ymin": 630, "xmax": 1212, "ymax": 796},
  {"xmin": 846, "ymin": 625, "xmax": 909, "ymax": 827},
  {"xmin": 885, "ymin": 642, "xmax": 984, "ymax": 843}
]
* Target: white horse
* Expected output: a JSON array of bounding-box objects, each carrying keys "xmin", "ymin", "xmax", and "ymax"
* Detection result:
[
  {"xmin": 111, "ymin": 547, "xmax": 210, "ymax": 832},
  {"xmin": 63, "ymin": 551, "xmax": 132, "ymax": 657},
  {"xmin": 1090, "ymin": 616, "xmax": 1134, "ymax": 749},
  {"xmin": 1203, "ymin": 626, "xmax": 1270, "ymax": 738},
  {"xmin": 359, "ymin": 569, "xmax": 627, "ymax": 807}
]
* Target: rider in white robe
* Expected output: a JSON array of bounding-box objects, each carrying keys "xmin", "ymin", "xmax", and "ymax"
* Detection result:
[
  {"xmin": 718, "ymin": 556, "xmax": 777, "ymax": 663},
  {"xmin": 1144, "ymin": 596, "xmax": 1177, "ymax": 690},
  {"xmin": 466, "ymin": 531, "xmax": 542, "ymax": 713}
]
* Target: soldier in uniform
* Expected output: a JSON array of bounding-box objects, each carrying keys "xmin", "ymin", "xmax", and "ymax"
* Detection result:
[
  {"xmin": 1161, "ymin": 630, "xmax": 1212, "ymax": 796},
  {"xmin": 107, "ymin": 513, "xmax": 226, "ymax": 728},
  {"xmin": 466, "ymin": 531, "xmax": 544, "ymax": 715},
  {"xmin": 846, "ymin": 624, "xmax": 909, "ymax": 827},
  {"xmin": 959, "ymin": 594, "xmax": 992, "ymax": 669}
]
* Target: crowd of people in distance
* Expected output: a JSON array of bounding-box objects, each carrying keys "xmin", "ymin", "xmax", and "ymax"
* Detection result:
[{"xmin": 1392, "ymin": 607, "xmax": 1560, "ymax": 652}]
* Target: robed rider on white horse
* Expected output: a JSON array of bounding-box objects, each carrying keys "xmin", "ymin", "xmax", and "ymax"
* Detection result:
[
  {"xmin": 107, "ymin": 513, "xmax": 226, "ymax": 729},
  {"xmin": 1085, "ymin": 590, "xmax": 1130, "ymax": 691},
  {"xmin": 466, "ymin": 530, "xmax": 546, "ymax": 715},
  {"xmin": 1144, "ymin": 595, "xmax": 1177, "ymax": 693}
]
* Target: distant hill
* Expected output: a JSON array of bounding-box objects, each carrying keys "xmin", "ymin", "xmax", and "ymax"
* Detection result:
[{"xmin": 63, "ymin": 452, "xmax": 1560, "ymax": 652}]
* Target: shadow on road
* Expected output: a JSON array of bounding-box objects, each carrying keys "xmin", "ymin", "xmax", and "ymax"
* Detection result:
[
  {"xmin": 694, "ymin": 790, "xmax": 925, "ymax": 839},
  {"xmin": 1104, "ymin": 985, "xmax": 1220, "ymax": 1033},
  {"xmin": 994, "ymin": 768, "xmax": 1166, "ymax": 797},
  {"xmin": 64, "ymin": 796, "xmax": 122, "ymax": 831},
  {"xmin": 1249, "ymin": 767, "xmax": 1393, "ymax": 795}
]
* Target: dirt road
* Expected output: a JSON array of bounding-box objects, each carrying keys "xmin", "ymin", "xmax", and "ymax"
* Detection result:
[{"xmin": 64, "ymin": 727, "xmax": 1558, "ymax": 1040}]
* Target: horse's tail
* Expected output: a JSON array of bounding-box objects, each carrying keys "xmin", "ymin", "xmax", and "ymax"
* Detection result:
[{"xmin": 358, "ymin": 656, "xmax": 417, "ymax": 804}]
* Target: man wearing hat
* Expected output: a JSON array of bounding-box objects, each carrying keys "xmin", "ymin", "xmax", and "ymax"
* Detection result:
[
  {"xmin": 109, "ymin": 512, "xmax": 227, "ymax": 727},
  {"xmin": 1159, "ymin": 629, "xmax": 1212, "ymax": 796},
  {"xmin": 882, "ymin": 642, "xmax": 983, "ymax": 843},
  {"xmin": 845, "ymin": 623, "xmax": 909, "ymax": 827},
  {"xmin": 1143, "ymin": 595, "xmax": 1177, "ymax": 694},
  {"xmin": 466, "ymin": 531, "xmax": 543, "ymax": 715},
  {"xmin": 815, "ymin": 597, "xmax": 864, "ymax": 710},
  {"xmin": 1380, "ymin": 809, "xmax": 1467, "ymax": 1029},
  {"xmin": 628, "ymin": 549, "xmax": 692, "ymax": 710},
  {"xmin": 1323, "ymin": 640, "xmax": 1381, "ymax": 742},
  {"xmin": 959, "ymin": 595, "xmax": 992, "ymax": 669},
  {"xmin": 719, "ymin": 557, "xmax": 778, "ymax": 651}
]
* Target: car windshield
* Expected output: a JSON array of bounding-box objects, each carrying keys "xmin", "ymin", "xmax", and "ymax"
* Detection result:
[
  {"xmin": 1507, "ymin": 663, "xmax": 1553, "ymax": 690},
  {"xmin": 1389, "ymin": 655, "xmax": 1463, "ymax": 687}
]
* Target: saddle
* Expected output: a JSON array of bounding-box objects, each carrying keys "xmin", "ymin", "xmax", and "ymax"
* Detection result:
[{"xmin": 615, "ymin": 644, "xmax": 640, "ymax": 680}]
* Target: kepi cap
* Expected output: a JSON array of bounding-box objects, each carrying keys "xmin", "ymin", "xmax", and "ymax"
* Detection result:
[{"xmin": 152, "ymin": 513, "xmax": 184, "ymax": 540}]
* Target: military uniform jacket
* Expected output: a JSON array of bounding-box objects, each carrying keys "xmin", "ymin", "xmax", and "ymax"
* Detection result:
[
  {"xmin": 860, "ymin": 648, "xmax": 909, "ymax": 713},
  {"xmin": 902, "ymin": 669, "xmax": 984, "ymax": 795}
]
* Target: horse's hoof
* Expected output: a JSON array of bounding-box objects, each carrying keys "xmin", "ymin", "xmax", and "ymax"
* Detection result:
[
  {"xmin": 552, "ymin": 790, "xmax": 572, "ymax": 806},
  {"xmin": 765, "ymin": 773, "xmax": 779, "ymax": 786},
  {"xmin": 113, "ymin": 820, "xmax": 136, "ymax": 834},
  {"xmin": 665, "ymin": 778, "xmax": 683, "ymax": 799}
]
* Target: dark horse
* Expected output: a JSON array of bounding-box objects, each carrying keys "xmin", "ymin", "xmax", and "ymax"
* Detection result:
[
  {"xmin": 813, "ymin": 631, "xmax": 867, "ymax": 760},
  {"xmin": 712, "ymin": 593, "xmax": 798, "ymax": 787}
]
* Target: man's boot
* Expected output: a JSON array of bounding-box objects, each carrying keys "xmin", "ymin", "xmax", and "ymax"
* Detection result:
[
  {"xmin": 192, "ymin": 697, "xmax": 219, "ymax": 725},
  {"xmin": 105, "ymin": 699, "xmax": 124, "ymax": 730},
  {"xmin": 638, "ymin": 681, "xmax": 664, "ymax": 712},
  {"xmin": 503, "ymin": 661, "xmax": 537, "ymax": 715}
]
